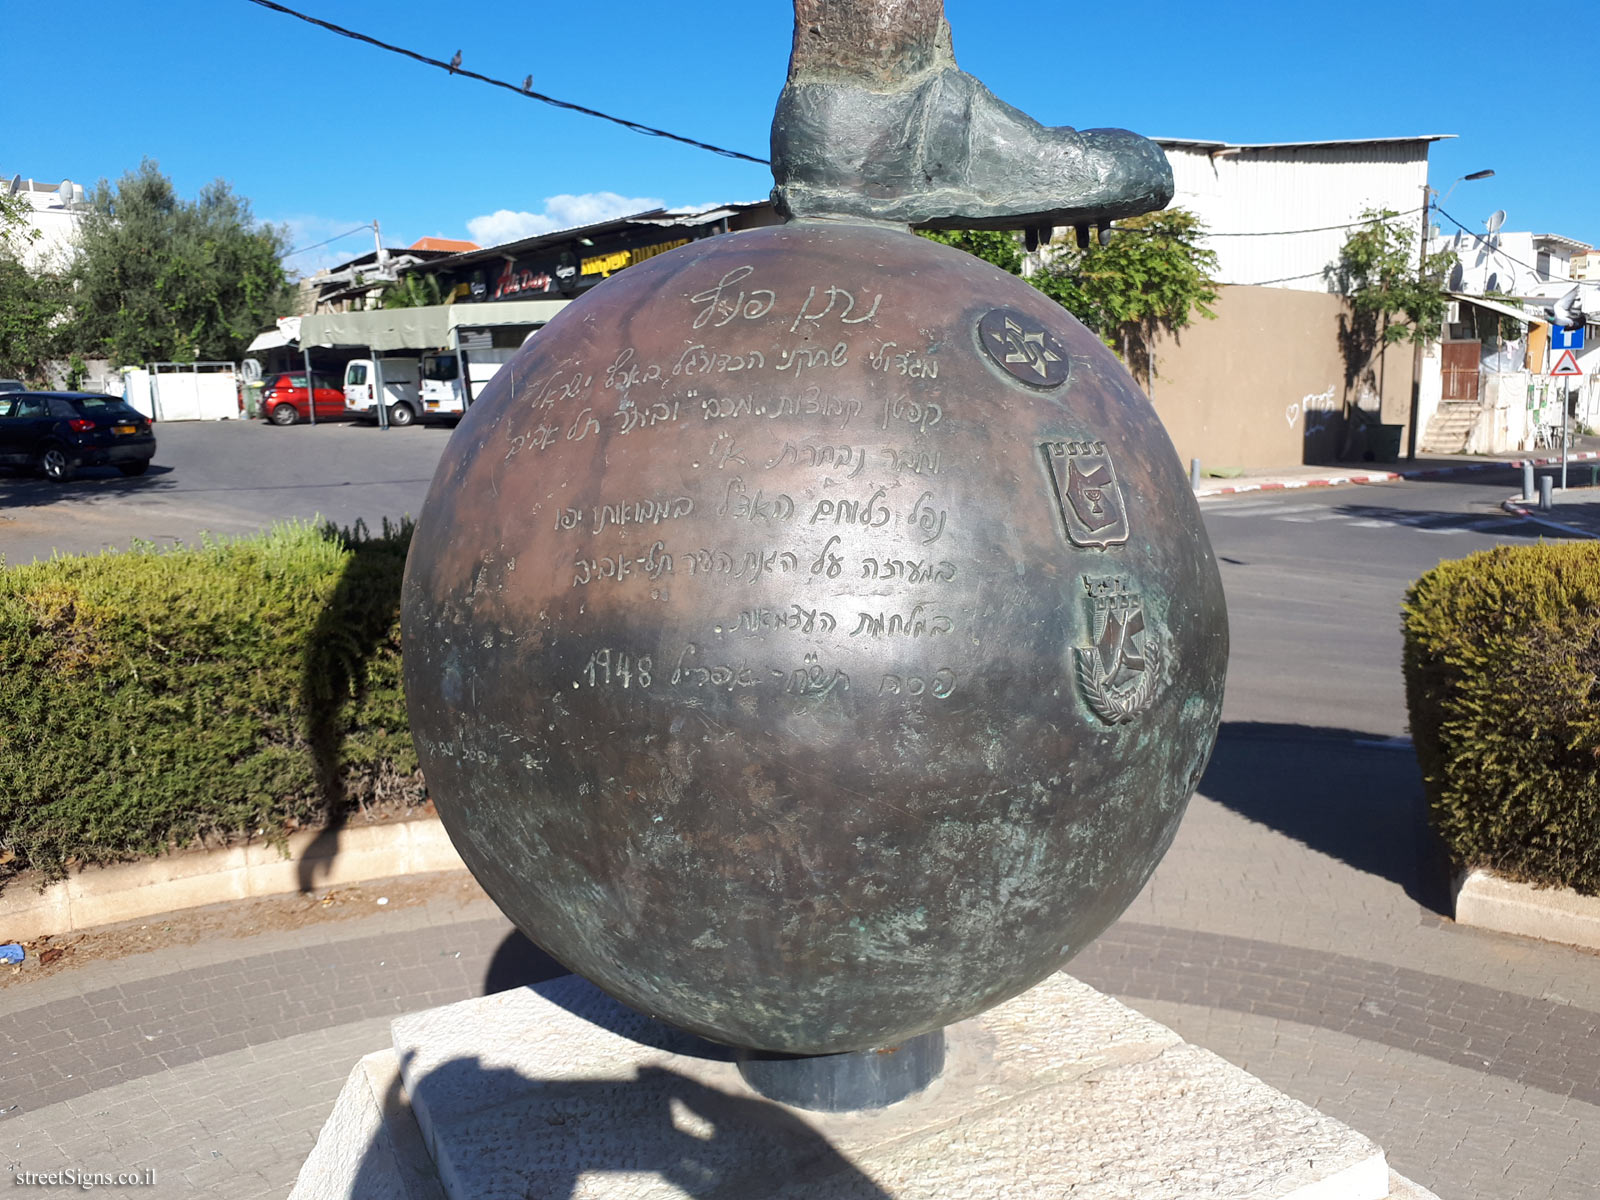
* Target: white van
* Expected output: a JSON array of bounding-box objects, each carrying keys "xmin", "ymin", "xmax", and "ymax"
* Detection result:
[
  {"xmin": 419, "ymin": 347, "xmax": 521, "ymax": 417},
  {"xmin": 343, "ymin": 358, "xmax": 422, "ymax": 426}
]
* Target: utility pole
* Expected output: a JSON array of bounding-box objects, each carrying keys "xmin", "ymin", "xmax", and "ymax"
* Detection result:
[{"xmin": 1406, "ymin": 170, "xmax": 1494, "ymax": 460}]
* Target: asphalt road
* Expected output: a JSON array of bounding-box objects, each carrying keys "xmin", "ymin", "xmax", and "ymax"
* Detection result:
[
  {"xmin": 0, "ymin": 417, "xmax": 453, "ymax": 565},
  {"xmin": 1199, "ymin": 465, "xmax": 1567, "ymax": 738}
]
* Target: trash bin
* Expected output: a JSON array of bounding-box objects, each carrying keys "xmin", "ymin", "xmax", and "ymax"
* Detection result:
[{"xmin": 1370, "ymin": 424, "xmax": 1404, "ymax": 463}]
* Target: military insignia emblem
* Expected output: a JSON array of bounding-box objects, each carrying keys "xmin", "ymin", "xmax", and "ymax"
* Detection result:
[
  {"xmin": 1042, "ymin": 440, "xmax": 1129, "ymax": 548},
  {"xmin": 978, "ymin": 307, "xmax": 1070, "ymax": 389},
  {"xmin": 1074, "ymin": 576, "xmax": 1160, "ymax": 725}
]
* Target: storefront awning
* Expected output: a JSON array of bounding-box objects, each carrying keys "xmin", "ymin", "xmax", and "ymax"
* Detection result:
[
  {"xmin": 295, "ymin": 299, "xmax": 571, "ymax": 351},
  {"xmin": 1450, "ymin": 293, "xmax": 1534, "ymax": 326},
  {"xmin": 245, "ymin": 328, "xmax": 292, "ymax": 352}
]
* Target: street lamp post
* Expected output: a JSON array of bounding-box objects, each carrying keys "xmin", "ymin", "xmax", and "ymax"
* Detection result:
[{"xmin": 1407, "ymin": 169, "xmax": 1494, "ymax": 460}]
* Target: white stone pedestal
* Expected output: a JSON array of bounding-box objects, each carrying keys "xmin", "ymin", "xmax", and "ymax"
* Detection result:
[{"xmin": 292, "ymin": 973, "xmax": 1437, "ymax": 1200}]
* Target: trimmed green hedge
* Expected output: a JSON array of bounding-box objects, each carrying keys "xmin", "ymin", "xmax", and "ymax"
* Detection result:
[
  {"xmin": 0, "ymin": 520, "xmax": 421, "ymax": 881},
  {"xmin": 1403, "ymin": 542, "xmax": 1600, "ymax": 895}
]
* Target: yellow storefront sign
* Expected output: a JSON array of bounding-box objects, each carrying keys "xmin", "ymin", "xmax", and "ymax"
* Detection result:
[{"xmin": 581, "ymin": 238, "xmax": 691, "ymax": 278}]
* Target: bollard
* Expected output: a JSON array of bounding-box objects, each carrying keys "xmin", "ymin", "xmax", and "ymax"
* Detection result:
[
  {"xmin": 1539, "ymin": 474, "xmax": 1553, "ymax": 511},
  {"xmin": 1523, "ymin": 462, "xmax": 1535, "ymax": 502},
  {"xmin": 1190, "ymin": 458, "xmax": 1202, "ymax": 490},
  {"xmin": 1590, "ymin": 463, "xmax": 1598, "ymax": 489}
]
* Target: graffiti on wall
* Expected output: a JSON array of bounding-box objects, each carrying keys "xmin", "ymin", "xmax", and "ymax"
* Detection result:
[{"xmin": 1285, "ymin": 386, "xmax": 1337, "ymax": 437}]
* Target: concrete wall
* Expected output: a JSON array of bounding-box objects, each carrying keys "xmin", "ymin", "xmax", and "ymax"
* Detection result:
[{"xmin": 1142, "ymin": 284, "xmax": 1416, "ymax": 470}]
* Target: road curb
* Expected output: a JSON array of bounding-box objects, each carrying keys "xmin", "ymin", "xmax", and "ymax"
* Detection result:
[
  {"xmin": 0, "ymin": 816, "xmax": 464, "ymax": 944},
  {"xmin": 1453, "ymin": 868, "xmax": 1600, "ymax": 952},
  {"xmin": 1199, "ymin": 451, "xmax": 1600, "ymax": 499}
]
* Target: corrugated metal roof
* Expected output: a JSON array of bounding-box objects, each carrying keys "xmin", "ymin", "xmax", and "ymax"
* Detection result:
[
  {"xmin": 427, "ymin": 201, "xmax": 771, "ymax": 270},
  {"xmin": 1155, "ymin": 135, "xmax": 1455, "ymax": 151}
]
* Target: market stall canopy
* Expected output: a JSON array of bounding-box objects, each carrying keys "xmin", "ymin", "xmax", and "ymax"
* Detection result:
[{"xmin": 296, "ymin": 299, "xmax": 571, "ymax": 351}]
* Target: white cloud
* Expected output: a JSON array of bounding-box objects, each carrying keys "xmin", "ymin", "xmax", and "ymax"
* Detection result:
[{"xmin": 466, "ymin": 192, "xmax": 663, "ymax": 246}]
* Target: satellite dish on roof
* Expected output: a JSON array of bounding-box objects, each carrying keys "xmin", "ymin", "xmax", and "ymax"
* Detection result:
[
  {"xmin": 1485, "ymin": 209, "xmax": 1506, "ymax": 250},
  {"xmin": 6, "ymin": 174, "xmax": 19, "ymax": 196}
]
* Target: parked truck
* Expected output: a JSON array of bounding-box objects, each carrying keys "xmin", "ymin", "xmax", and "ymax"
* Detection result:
[
  {"xmin": 342, "ymin": 358, "xmax": 422, "ymax": 426},
  {"xmin": 418, "ymin": 346, "xmax": 521, "ymax": 418}
]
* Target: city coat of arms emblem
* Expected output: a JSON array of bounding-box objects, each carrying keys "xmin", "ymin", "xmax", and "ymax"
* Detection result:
[
  {"xmin": 1042, "ymin": 440, "xmax": 1129, "ymax": 549},
  {"xmin": 1074, "ymin": 576, "xmax": 1161, "ymax": 725}
]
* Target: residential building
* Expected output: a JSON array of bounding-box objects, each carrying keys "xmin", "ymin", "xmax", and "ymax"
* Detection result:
[
  {"xmin": 1428, "ymin": 225, "xmax": 1599, "ymax": 452},
  {"xmin": 2, "ymin": 176, "xmax": 89, "ymax": 272}
]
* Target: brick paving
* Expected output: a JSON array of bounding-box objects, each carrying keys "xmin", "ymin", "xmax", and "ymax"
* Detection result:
[{"xmin": 4, "ymin": 739, "xmax": 1600, "ymax": 1197}]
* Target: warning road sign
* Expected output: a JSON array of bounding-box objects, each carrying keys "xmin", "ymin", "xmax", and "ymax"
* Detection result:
[{"xmin": 1550, "ymin": 348, "xmax": 1583, "ymax": 377}]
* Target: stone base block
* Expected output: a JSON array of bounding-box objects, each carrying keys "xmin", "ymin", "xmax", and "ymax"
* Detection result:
[{"xmin": 294, "ymin": 973, "xmax": 1437, "ymax": 1200}]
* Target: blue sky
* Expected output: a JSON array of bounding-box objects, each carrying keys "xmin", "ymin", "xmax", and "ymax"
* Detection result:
[{"xmin": 8, "ymin": 0, "xmax": 1594, "ymax": 277}]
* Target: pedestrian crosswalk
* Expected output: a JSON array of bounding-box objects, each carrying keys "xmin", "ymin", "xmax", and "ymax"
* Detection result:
[{"xmin": 1198, "ymin": 496, "xmax": 1525, "ymax": 537}]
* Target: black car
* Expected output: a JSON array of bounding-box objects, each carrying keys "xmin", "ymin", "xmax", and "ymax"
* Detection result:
[{"xmin": 0, "ymin": 391, "xmax": 157, "ymax": 481}]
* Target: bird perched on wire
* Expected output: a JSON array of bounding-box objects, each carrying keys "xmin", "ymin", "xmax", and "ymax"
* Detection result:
[
  {"xmin": 449, "ymin": 50, "xmax": 462, "ymax": 73},
  {"xmin": 522, "ymin": 74, "xmax": 533, "ymax": 93}
]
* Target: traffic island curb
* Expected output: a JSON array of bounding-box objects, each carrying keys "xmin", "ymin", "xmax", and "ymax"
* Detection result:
[
  {"xmin": 1500, "ymin": 496, "xmax": 1600, "ymax": 540},
  {"xmin": 0, "ymin": 816, "xmax": 464, "ymax": 944},
  {"xmin": 1453, "ymin": 868, "xmax": 1600, "ymax": 952}
]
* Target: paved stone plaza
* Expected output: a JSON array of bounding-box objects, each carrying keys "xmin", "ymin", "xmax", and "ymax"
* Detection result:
[{"xmin": 5, "ymin": 743, "xmax": 1599, "ymax": 1198}]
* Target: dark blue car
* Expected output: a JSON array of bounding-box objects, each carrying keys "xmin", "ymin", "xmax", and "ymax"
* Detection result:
[{"xmin": 0, "ymin": 391, "xmax": 157, "ymax": 481}]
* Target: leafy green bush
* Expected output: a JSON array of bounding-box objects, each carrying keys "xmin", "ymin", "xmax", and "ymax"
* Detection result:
[
  {"xmin": 1403, "ymin": 543, "xmax": 1600, "ymax": 894},
  {"xmin": 0, "ymin": 519, "xmax": 421, "ymax": 881}
]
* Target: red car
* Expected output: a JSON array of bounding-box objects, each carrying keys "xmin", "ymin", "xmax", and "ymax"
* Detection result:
[{"xmin": 257, "ymin": 371, "xmax": 350, "ymax": 425}]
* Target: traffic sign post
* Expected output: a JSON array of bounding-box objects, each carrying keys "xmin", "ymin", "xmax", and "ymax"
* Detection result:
[{"xmin": 1550, "ymin": 348, "xmax": 1583, "ymax": 377}]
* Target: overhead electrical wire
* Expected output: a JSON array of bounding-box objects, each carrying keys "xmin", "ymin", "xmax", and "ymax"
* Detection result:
[
  {"xmin": 241, "ymin": 0, "xmax": 770, "ymax": 166},
  {"xmin": 1434, "ymin": 206, "xmax": 1595, "ymax": 288},
  {"xmin": 286, "ymin": 223, "xmax": 374, "ymax": 257}
]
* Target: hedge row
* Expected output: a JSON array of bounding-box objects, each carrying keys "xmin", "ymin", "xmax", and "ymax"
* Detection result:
[
  {"xmin": 1403, "ymin": 542, "xmax": 1600, "ymax": 896},
  {"xmin": 0, "ymin": 520, "xmax": 421, "ymax": 881}
]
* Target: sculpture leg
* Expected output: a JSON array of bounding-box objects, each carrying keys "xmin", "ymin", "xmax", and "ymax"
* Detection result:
[
  {"xmin": 772, "ymin": 0, "xmax": 1173, "ymax": 231},
  {"xmin": 787, "ymin": 0, "xmax": 949, "ymax": 88}
]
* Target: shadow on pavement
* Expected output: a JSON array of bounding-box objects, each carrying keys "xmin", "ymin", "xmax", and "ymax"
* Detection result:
[
  {"xmin": 482, "ymin": 930, "xmax": 734, "ymax": 1061},
  {"xmin": 1199, "ymin": 721, "xmax": 1453, "ymax": 915},
  {"xmin": 0, "ymin": 463, "xmax": 177, "ymax": 509},
  {"xmin": 342, "ymin": 1054, "xmax": 891, "ymax": 1200}
]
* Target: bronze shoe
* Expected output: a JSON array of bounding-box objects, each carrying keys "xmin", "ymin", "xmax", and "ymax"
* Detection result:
[{"xmin": 771, "ymin": 67, "xmax": 1173, "ymax": 230}]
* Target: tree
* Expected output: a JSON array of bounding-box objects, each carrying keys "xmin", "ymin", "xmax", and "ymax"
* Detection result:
[
  {"xmin": 1326, "ymin": 209, "xmax": 1459, "ymax": 455},
  {"xmin": 68, "ymin": 160, "xmax": 292, "ymax": 366},
  {"xmin": 919, "ymin": 229, "xmax": 1024, "ymax": 276},
  {"xmin": 1328, "ymin": 208, "xmax": 1456, "ymax": 349},
  {"xmin": 1029, "ymin": 209, "xmax": 1218, "ymax": 383},
  {"xmin": 380, "ymin": 271, "xmax": 444, "ymax": 309},
  {"xmin": 0, "ymin": 192, "xmax": 69, "ymax": 382},
  {"xmin": 921, "ymin": 209, "xmax": 1219, "ymax": 388}
]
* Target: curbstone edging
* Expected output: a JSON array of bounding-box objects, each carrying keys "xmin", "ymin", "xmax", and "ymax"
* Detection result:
[
  {"xmin": 1197, "ymin": 451, "xmax": 1600, "ymax": 499},
  {"xmin": 0, "ymin": 816, "xmax": 465, "ymax": 943},
  {"xmin": 1452, "ymin": 867, "xmax": 1600, "ymax": 952}
]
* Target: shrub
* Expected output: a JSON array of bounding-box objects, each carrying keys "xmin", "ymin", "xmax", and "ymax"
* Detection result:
[
  {"xmin": 1402, "ymin": 542, "xmax": 1600, "ymax": 895},
  {"xmin": 0, "ymin": 519, "xmax": 421, "ymax": 882}
]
